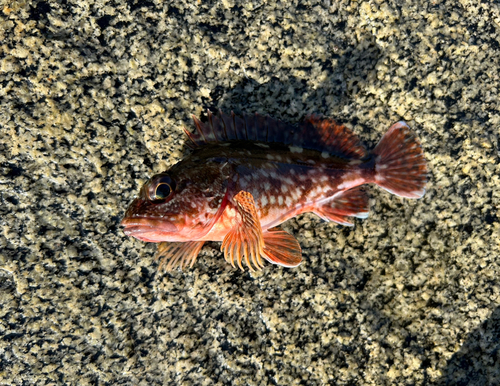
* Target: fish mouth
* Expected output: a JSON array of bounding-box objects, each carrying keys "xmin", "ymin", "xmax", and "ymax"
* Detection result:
[{"xmin": 121, "ymin": 217, "xmax": 178, "ymax": 242}]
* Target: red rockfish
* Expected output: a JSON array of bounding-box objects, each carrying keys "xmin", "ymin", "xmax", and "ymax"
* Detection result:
[{"xmin": 121, "ymin": 111, "xmax": 427, "ymax": 271}]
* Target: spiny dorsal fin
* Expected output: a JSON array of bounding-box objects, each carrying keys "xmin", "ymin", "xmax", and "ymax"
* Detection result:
[{"xmin": 186, "ymin": 110, "xmax": 366, "ymax": 159}]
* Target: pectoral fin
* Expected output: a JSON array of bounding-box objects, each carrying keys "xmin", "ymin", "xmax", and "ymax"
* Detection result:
[
  {"xmin": 221, "ymin": 191, "xmax": 303, "ymax": 271},
  {"xmin": 156, "ymin": 241, "xmax": 205, "ymax": 271},
  {"xmin": 313, "ymin": 186, "xmax": 369, "ymax": 226},
  {"xmin": 221, "ymin": 191, "xmax": 265, "ymax": 271}
]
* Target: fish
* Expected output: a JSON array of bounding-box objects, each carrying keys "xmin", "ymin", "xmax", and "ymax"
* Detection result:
[{"xmin": 121, "ymin": 110, "xmax": 427, "ymax": 272}]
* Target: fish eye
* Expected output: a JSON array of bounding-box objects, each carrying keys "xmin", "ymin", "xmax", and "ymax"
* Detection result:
[
  {"xmin": 155, "ymin": 183, "xmax": 172, "ymax": 200},
  {"xmin": 147, "ymin": 174, "xmax": 175, "ymax": 202}
]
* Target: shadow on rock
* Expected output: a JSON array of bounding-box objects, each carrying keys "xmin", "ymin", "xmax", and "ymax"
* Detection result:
[
  {"xmin": 179, "ymin": 33, "xmax": 383, "ymax": 155},
  {"xmin": 217, "ymin": 33, "xmax": 381, "ymax": 118},
  {"xmin": 438, "ymin": 306, "xmax": 500, "ymax": 386}
]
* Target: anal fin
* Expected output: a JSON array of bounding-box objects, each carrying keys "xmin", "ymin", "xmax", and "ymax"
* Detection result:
[
  {"xmin": 156, "ymin": 241, "xmax": 205, "ymax": 271},
  {"xmin": 313, "ymin": 187, "xmax": 369, "ymax": 226}
]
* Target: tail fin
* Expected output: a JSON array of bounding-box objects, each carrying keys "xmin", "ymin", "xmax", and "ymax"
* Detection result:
[{"xmin": 372, "ymin": 122, "xmax": 427, "ymax": 199}]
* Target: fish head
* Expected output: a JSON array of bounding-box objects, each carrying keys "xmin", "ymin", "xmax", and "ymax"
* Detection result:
[{"xmin": 121, "ymin": 166, "xmax": 228, "ymax": 243}]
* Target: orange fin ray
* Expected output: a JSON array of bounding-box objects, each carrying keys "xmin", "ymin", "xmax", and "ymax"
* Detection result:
[
  {"xmin": 155, "ymin": 241, "xmax": 205, "ymax": 271},
  {"xmin": 313, "ymin": 187, "xmax": 370, "ymax": 226},
  {"xmin": 221, "ymin": 191, "xmax": 265, "ymax": 272},
  {"xmin": 262, "ymin": 229, "xmax": 302, "ymax": 267},
  {"xmin": 221, "ymin": 191, "xmax": 302, "ymax": 270},
  {"xmin": 373, "ymin": 121, "xmax": 427, "ymax": 198}
]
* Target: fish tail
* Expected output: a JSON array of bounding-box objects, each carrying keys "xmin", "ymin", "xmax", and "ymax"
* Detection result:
[{"xmin": 372, "ymin": 121, "xmax": 427, "ymax": 198}]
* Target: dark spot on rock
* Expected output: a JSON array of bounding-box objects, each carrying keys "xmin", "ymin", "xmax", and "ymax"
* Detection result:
[
  {"xmin": 462, "ymin": 224, "xmax": 473, "ymax": 235},
  {"xmin": 6, "ymin": 196, "xmax": 19, "ymax": 205},
  {"xmin": 484, "ymin": 211, "xmax": 498, "ymax": 225},
  {"xmin": 6, "ymin": 165, "xmax": 23, "ymax": 178},
  {"xmin": 127, "ymin": 0, "xmax": 154, "ymax": 12},
  {"xmin": 96, "ymin": 15, "xmax": 113, "ymax": 30},
  {"xmin": 30, "ymin": 1, "xmax": 51, "ymax": 21}
]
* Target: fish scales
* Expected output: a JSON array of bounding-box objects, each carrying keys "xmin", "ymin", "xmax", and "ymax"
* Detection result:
[
  {"xmin": 184, "ymin": 142, "xmax": 367, "ymax": 234},
  {"xmin": 122, "ymin": 111, "xmax": 427, "ymax": 271}
]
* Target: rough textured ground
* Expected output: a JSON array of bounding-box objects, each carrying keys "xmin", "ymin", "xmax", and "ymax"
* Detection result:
[{"xmin": 1, "ymin": 0, "xmax": 500, "ymax": 385}]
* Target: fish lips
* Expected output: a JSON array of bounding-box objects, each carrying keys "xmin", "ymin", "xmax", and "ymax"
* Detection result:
[{"xmin": 121, "ymin": 217, "xmax": 178, "ymax": 242}]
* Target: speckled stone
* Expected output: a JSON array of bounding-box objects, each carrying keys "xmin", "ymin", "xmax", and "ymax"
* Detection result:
[{"xmin": 1, "ymin": 0, "xmax": 500, "ymax": 385}]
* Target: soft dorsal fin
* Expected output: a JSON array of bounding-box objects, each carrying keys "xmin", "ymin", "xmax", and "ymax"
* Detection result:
[
  {"xmin": 185, "ymin": 110, "xmax": 366, "ymax": 159},
  {"xmin": 300, "ymin": 115, "xmax": 366, "ymax": 159}
]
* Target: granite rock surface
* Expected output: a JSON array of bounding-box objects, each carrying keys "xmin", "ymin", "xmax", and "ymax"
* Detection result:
[{"xmin": 1, "ymin": 0, "xmax": 500, "ymax": 385}]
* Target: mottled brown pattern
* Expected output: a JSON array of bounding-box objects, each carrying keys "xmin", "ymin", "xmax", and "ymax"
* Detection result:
[{"xmin": 122, "ymin": 114, "xmax": 427, "ymax": 271}]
